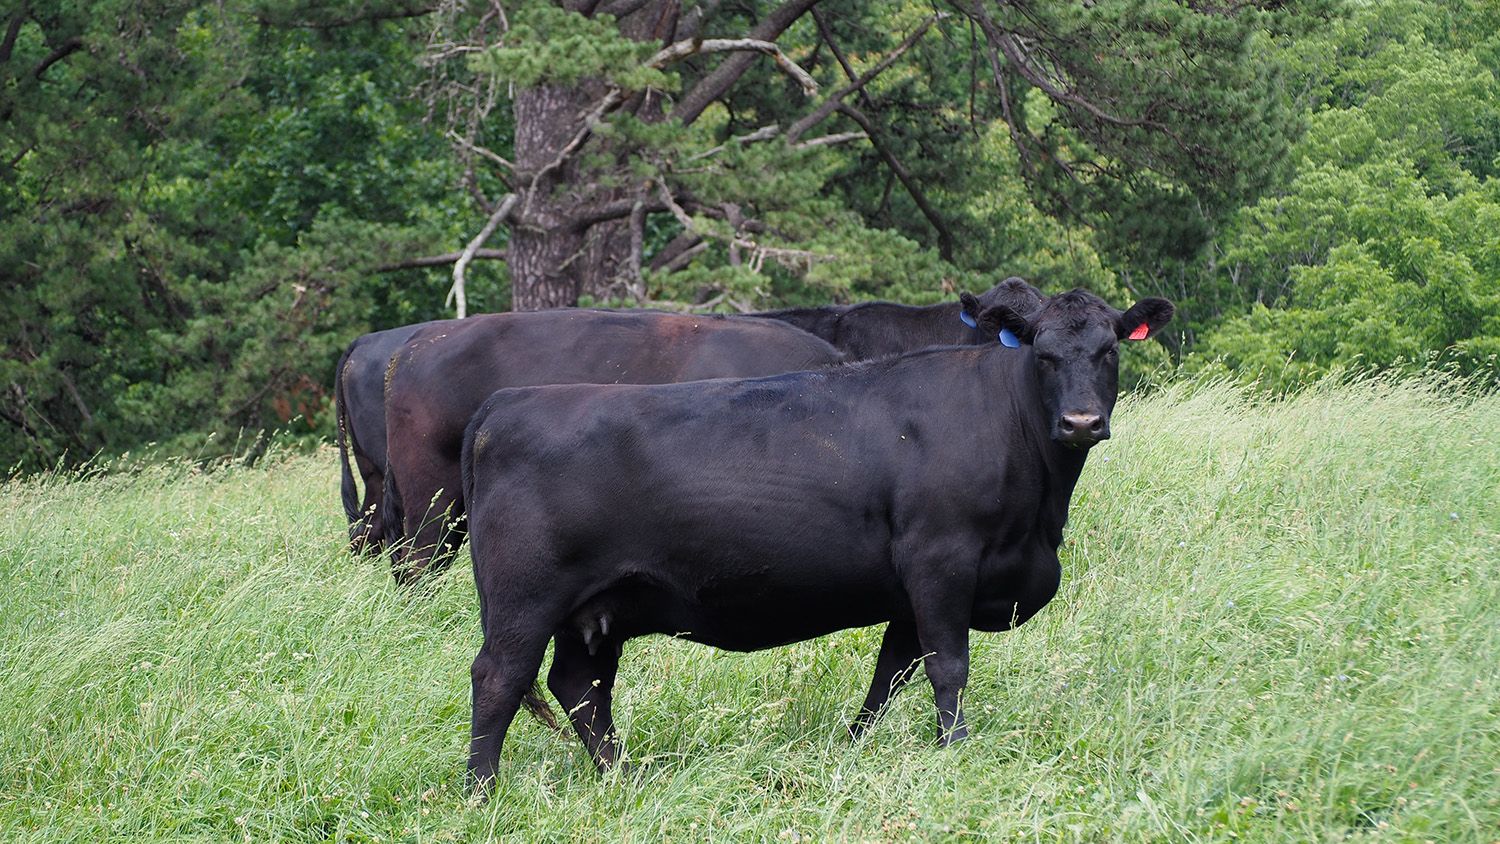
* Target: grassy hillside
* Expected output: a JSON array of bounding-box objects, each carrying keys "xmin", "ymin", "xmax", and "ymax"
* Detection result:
[{"xmin": 1, "ymin": 378, "xmax": 1497, "ymax": 842}]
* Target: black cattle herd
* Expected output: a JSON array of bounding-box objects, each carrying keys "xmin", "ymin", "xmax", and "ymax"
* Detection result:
[{"xmin": 332, "ymin": 278, "xmax": 1173, "ymax": 788}]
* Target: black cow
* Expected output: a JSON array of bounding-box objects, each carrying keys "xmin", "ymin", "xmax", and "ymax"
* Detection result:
[
  {"xmin": 381, "ymin": 281, "xmax": 1037, "ymax": 584},
  {"xmin": 459, "ymin": 288, "xmax": 1173, "ymax": 785},
  {"xmin": 754, "ymin": 276, "xmax": 1041, "ymax": 359},
  {"xmin": 334, "ymin": 321, "xmax": 456, "ymax": 554},
  {"xmin": 380, "ymin": 310, "xmax": 845, "ymax": 584}
]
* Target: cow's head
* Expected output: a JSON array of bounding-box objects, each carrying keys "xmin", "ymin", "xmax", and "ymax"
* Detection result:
[
  {"xmin": 958, "ymin": 277, "xmax": 1045, "ymax": 344},
  {"xmin": 977, "ymin": 289, "xmax": 1174, "ymax": 448}
]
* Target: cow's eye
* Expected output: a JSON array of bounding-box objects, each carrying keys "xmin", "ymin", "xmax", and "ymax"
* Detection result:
[{"xmin": 1103, "ymin": 347, "xmax": 1118, "ymax": 362}]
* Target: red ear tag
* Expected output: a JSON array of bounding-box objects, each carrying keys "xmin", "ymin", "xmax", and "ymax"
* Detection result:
[{"xmin": 1127, "ymin": 322, "xmax": 1150, "ymax": 341}]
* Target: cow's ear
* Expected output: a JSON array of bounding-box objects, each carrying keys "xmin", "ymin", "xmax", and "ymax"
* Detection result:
[
  {"xmin": 1118, "ymin": 297, "xmax": 1175, "ymax": 342},
  {"xmin": 976, "ymin": 304, "xmax": 1032, "ymax": 347},
  {"xmin": 958, "ymin": 292, "xmax": 982, "ymax": 328}
]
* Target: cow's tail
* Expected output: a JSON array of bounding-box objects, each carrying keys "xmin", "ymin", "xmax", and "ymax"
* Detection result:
[
  {"xmin": 461, "ymin": 397, "xmax": 560, "ymax": 733},
  {"xmin": 334, "ymin": 341, "xmax": 361, "ymax": 530},
  {"xmin": 381, "ymin": 465, "xmax": 404, "ymax": 557}
]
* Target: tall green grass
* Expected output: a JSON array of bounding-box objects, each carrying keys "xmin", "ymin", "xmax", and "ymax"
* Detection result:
[{"xmin": 2, "ymin": 377, "xmax": 1497, "ymax": 842}]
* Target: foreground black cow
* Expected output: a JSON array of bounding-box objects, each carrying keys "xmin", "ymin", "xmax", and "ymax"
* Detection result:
[
  {"xmin": 335, "ymin": 321, "xmax": 460, "ymax": 554},
  {"xmin": 381, "ymin": 281, "xmax": 1035, "ymax": 583},
  {"xmin": 381, "ymin": 310, "xmax": 845, "ymax": 584},
  {"xmin": 459, "ymin": 288, "xmax": 1172, "ymax": 785}
]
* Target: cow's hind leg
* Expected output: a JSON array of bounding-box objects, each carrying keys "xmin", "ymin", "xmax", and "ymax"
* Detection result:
[
  {"xmin": 468, "ymin": 629, "xmax": 551, "ymax": 790},
  {"xmin": 849, "ymin": 618, "xmax": 924, "ymax": 739},
  {"xmin": 391, "ymin": 463, "xmax": 466, "ymax": 585},
  {"xmin": 350, "ymin": 458, "xmax": 384, "ymax": 555},
  {"xmin": 548, "ymin": 631, "xmax": 624, "ymax": 772}
]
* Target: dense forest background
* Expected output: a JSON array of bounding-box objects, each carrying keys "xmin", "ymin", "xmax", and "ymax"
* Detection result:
[{"xmin": 3, "ymin": 0, "xmax": 1497, "ymax": 472}]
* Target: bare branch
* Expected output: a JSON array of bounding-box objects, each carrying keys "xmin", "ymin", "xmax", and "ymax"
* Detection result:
[
  {"xmin": 58, "ymin": 369, "xmax": 95, "ymax": 429},
  {"xmin": 450, "ymin": 194, "xmax": 517, "ymax": 318},
  {"xmin": 653, "ymin": 239, "xmax": 707, "ymax": 273},
  {"xmin": 625, "ymin": 198, "xmax": 646, "ymax": 301},
  {"xmin": 376, "ymin": 248, "xmax": 507, "ymax": 272},
  {"xmin": 656, "ymin": 177, "xmax": 697, "ymax": 231},
  {"xmin": 791, "ymin": 130, "xmax": 867, "ymax": 150},
  {"xmin": 686, "ymin": 123, "xmax": 782, "ymax": 162},
  {"xmin": 569, "ymin": 196, "xmax": 676, "ymax": 230},
  {"xmin": 649, "ymin": 38, "xmax": 818, "ymax": 96},
  {"xmin": 672, "ymin": 0, "xmax": 826, "ymax": 125},
  {"xmin": 447, "ymin": 128, "xmax": 515, "ymax": 174},
  {"xmin": 786, "ymin": 12, "xmax": 945, "ymax": 144}
]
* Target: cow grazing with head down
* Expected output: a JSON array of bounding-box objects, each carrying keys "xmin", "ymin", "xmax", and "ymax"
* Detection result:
[
  {"xmin": 459, "ymin": 287, "xmax": 1173, "ymax": 786},
  {"xmin": 334, "ymin": 321, "xmax": 456, "ymax": 554},
  {"xmin": 380, "ymin": 280, "xmax": 1039, "ymax": 584}
]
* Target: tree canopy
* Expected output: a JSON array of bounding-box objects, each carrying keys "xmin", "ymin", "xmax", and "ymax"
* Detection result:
[{"xmin": 2, "ymin": 0, "xmax": 1497, "ymax": 472}]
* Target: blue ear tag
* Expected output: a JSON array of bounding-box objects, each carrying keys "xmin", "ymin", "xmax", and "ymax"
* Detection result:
[
  {"xmin": 959, "ymin": 310, "xmax": 977, "ymax": 329},
  {"xmin": 998, "ymin": 327, "xmax": 1021, "ymax": 348}
]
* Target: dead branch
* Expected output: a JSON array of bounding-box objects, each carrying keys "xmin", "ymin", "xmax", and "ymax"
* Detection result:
[
  {"xmin": 654, "ymin": 239, "xmax": 707, "ymax": 273},
  {"xmin": 446, "ymin": 128, "xmax": 515, "ymax": 175},
  {"xmin": 450, "ymin": 193, "xmax": 517, "ymax": 318},
  {"xmin": 376, "ymin": 248, "xmax": 507, "ymax": 272},
  {"xmin": 624, "ymin": 198, "xmax": 647, "ymax": 302},
  {"xmin": 687, "ymin": 123, "xmax": 782, "ymax": 162},
  {"xmin": 656, "ymin": 177, "xmax": 697, "ymax": 231},
  {"xmin": 650, "ymin": 38, "xmax": 817, "ymax": 96},
  {"xmin": 649, "ymin": 231, "xmax": 705, "ymax": 271},
  {"xmin": 786, "ymin": 12, "xmax": 945, "ymax": 144},
  {"xmin": 791, "ymin": 130, "xmax": 867, "ymax": 150},
  {"xmin": 672, "ymin": 0, "xmax": 826, "ymax": 124}
]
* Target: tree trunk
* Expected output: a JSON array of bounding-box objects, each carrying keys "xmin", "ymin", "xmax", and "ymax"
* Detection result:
[{"xmin": 506, "ymin": 5, "xmax": 673, "ymax": 311}]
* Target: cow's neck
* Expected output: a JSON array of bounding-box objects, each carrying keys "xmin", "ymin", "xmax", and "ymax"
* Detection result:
[{"xmin": 982, "ymin": 346, "xmax": 1089, "ymax": 550}]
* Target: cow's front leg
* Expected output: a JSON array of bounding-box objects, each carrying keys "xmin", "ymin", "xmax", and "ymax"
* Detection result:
[
  {"xmin": 915, "ymin": 619, "xmax": 970, "ymax": 744},
  {"xmin": 901, "ymin": 546, "xmax": 975, "ymax": 746},
  {"xmin": 850, "ymin": 618, "xmax": 924, "ymax": 739}
]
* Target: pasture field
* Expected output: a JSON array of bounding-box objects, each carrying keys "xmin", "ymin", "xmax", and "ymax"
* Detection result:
[{"xmin": 1, "ymin": 377, "xmax": 1497, "ymax": 842}]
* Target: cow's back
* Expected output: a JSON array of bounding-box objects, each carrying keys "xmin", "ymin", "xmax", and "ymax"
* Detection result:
[{"xmin": 384, "ymin": 309, "xmax": 843, "ymax": 581}]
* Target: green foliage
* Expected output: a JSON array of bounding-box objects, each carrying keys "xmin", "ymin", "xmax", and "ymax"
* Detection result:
[
  {"xmin": 472, "ymin": 3, "xmax": 669, "ymax": 91},
  {"xmin": 982, "ymin": 0, "xmax": 1316, "ymax": 268},
  {"xmin": 1195, "ymin": 0, "xmax": 1500, "ymax": 388},
  {"xmin": 3, "ymin": 379, "xmax": 1497, "ymax": 839},
  {"xmin": 6, "ymin": 0, "xmax": 1498, "ymax": 470},
  {"xmin": 0, "ymin": 1, "xmax": 486, "ymax": 472}
]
